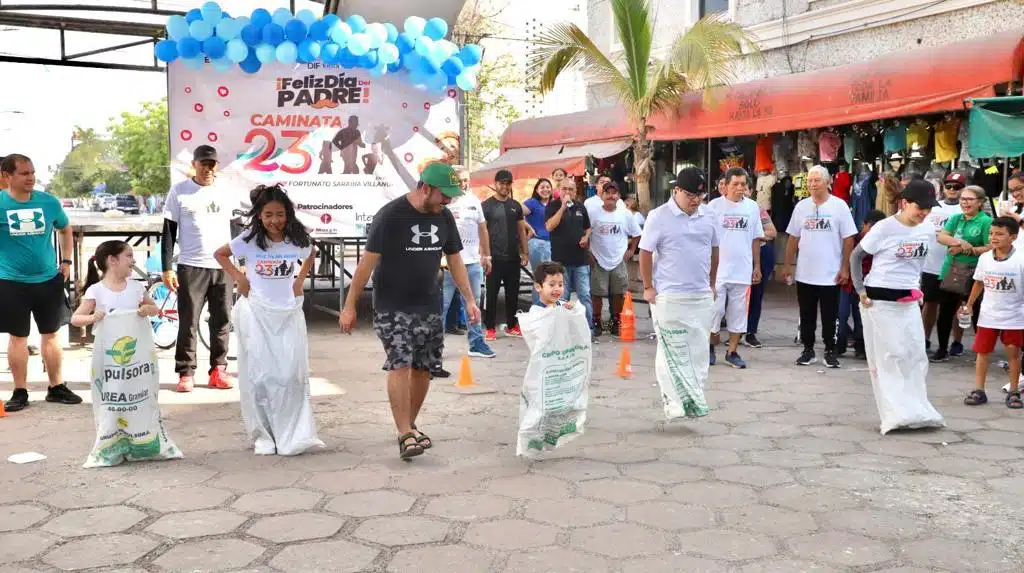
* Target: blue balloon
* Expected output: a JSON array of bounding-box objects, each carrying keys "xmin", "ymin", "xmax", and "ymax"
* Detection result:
[
  {"xmin": 255, "ymin": 43, "xmax": 276, "ymax": 63},
  {"xmin": 250, "ymin": 8, "xmax": 271, "ymax": 27},
  {"xmin": 402, "ymin": 51, "xmax": 422, "ymax": 71},
  {"xmin": 441, "ymin": 55, "xmax": 464, "ymax": 77},
  {"xmin": 387, "ymin": 62, "xmax": 401, "ymax": 73},
  {"xmin": 271, "ymin": 7, "xmax": 292, "ymax": 26},
  {"xmin": 322, "ymin": 14, "xmax": 340, "ymax": 29},
  {"xmin": 308, "ymin": 20, "xmax": 330, "ymax": 42},
  {"xmin": 423, "ymin": 17, "xmax": 448, "ymax": 41},
  {"xmin": 182, "ymin": 56, "xmax": 205, "ymax": 71},
  {"xmin": 185, "ymin": 8, "xmax": 203, "ymax": 23},
  {"xmin": 378, "ymin": 43, "xmax": 399, "ymax": 65},
  {"xmin": 366, "ymin": 23, "xmax": 387, "ymax": 49},
  {"xmin": 358, "ymin": 50, "xmax": 378, "ymax": 68},
  {"xmin": 155, "ymin": 39, "xmax": 179, "ymax": 63},
  {"xmin": 222, "ymin": 11, "xmax": 231, "ymax": 19},
  {"xmin": 215, "ymin": 18, "xmax": 241, "ymax": 41},
  {"xmin": 428, "ymin": 71, "xmax": 448, "ymax": 92},
  {"xmin": 178, "ymin": 37, "xmax": 201, "ymax": 59},
  {"xmin": 321, "ymin": 42, "xmax": 341, "ymax": 64},
  {"xmin": 414, "ymin": 36, "xmax": 434, "ymax": 57},
  {"xmin": 189, "ymin": 20, "xmax": 213, "ymax": 41},
  {"xmin": 459, "ymin": 44, "xmax": 483, "ymax": 66},
  {"xmin": 347, "ymin": 15, "xmax": 367, "ymax": 33},
  {"xmin": 456, "ymin": 70, "xmax": 477, "ymax": 91},
  {"xmin": 225, "ymin": 39, "xmax": 248, "ymax": 62},
  {"xmin": 240, "ymin": 50, "xmax": 262, "ymax": 73},
  {"xmin": 234, "ymin": 15, "xmax": 249, "ymax": 27},
  {"xmin": 447, "ymin": 73, "xmax": 459, "ymax": 87},
  {"xmin": 276, "ymin": 41, "xmax": 297, "ymax": 64},
  {"xmin": 395, "ymin": 33, "xmax": 415, "ymax": 54},
  {"xmin": 339, "ymin": 48, "xmax": 356, "ymax": 69},
  {"xmin": 404, "ymin": 16, "xmax": 425, "ymax": 39},
  {"xmin": 384, "ymin": 22, "xmax": 399, "ymax": 43},
  {"xmin": 418, "ymin": 54, "xmax": 439, "ymax": 75},
  {"xmin": 166, "ymin": 15, "xmax": 190, "ymax": 41},
  {"xmin": 330, "ymin": 21, "xmax": 351, "ymax": 46},
  {"xmin": 211, "ymin": 57, "xmax": 233, "ymax": 72},
  {"xmin": 298, "ymin": 39, "xmax": 320, "ymax": 62},
  {"xmin": 201, "ymin": 1, "xmax": 222, "ymax": 23},
  {"xmin": 369, "ymin": 61, "xmax": 387, "ymax": 77},
  {"xmin": 284, "ymin": 19, "xmax": 307, "ymax": 43},
  {"xmin": 295, "ymin": 9, "xmax": 317, "ymax": 26},
  {"xmin": 202, "ymin": 36, "xmax": 226, "ymax": 59},
  {"xmin": 261, "ymin": 23, "xmax": 285, "ymax": 46},
  {"xmin": 240, "ymin": 24, "xmax": 262, "ymax": 46},
  {"xmin": 348, "ymin": 33, "xmax": 370, "ymax": 56}
]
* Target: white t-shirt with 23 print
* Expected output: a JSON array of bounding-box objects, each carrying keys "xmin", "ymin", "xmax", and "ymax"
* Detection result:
[
  {"xmin": 859, "ymin": 216, "xmax": 932, "ymax": 290},
  {"xmin": 973, "ymin": 250, "xmax": 1024, "ymax": 330},
  {"xmin": 229, "ymin": 235, "xmax": 313, "ymax": 308},
  {"xmin": 589, "ymin": 206, "xmax": 642, "ymax": 271},
  {"xmin": 163, "ymin": 179, "xmax": 237, "ymax": 269},
  {"xmin": 707, "ymin": 196, "xmax": 765, "ymax": 285},
  {"xmin": 921, "ymin": 202, "xmax": 962, "ymax": 276},
  {"xmin": 785, "ymin": 195, "xmax": 858, "ymax": 286},
  {"xmin": 447, "ymin": 193, "xmax": 486, "ymax": 265}
]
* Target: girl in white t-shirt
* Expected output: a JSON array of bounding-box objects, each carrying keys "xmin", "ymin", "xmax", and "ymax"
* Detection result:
[{"xmin": 72, "ymin": 241, "xmax": 160, "ymax": 327}]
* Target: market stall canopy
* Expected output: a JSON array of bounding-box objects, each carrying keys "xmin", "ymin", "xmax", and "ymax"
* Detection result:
[
  {"xmin": 967, "ymin": 96, "xmax": 1024, "ymax": 158},
  {"xmin": 470, "ymin": 139, "xmax": 632, "ymax": 187},
  {"xmin": 498, "ymin": 29, "xmax": 1024, "ymax": 150}
]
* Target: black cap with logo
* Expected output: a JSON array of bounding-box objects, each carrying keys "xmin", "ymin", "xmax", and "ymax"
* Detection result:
[
  {"xmin": 901, "ymin": 180, "xmax": 940, "ymax": 209},
  {"xmin": 193, "ymin": 145, "xmax": 219, "ymax": 163},
  {"xmin": 669, "ymin": 167, "xmax": 707, "ymax": 195}
]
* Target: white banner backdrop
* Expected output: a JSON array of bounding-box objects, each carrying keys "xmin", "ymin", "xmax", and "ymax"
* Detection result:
[{"xmin": 168, "ymin": 61, "xmax": 462, "ymax": 237}]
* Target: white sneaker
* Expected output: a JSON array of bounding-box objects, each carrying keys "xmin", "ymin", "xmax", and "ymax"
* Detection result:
[{"xmin": 1002, "ymin": 375, "xmax": 1024, "ymax": 393}]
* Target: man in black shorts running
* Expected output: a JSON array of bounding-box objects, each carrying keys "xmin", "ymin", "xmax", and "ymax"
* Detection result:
[
  {"xmin": 340, "ymin": 162, "xmax": 480, "ymax": 459},
  {"xmin": 0, "ymin": 154, "xmax": 82, "ymax": 411}
]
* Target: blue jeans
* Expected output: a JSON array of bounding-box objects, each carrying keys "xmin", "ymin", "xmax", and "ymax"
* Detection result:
[
  {"xmin": 746, "ymin": 242, "xmax": 776, "ymax": 334},
  {"xmin": 442, "ymin": 263, "xmax": 487, "ymax": 350},
  {"xmin": 837, "ymin": 289, "xmax": 863, "ymax": 352},
  {"xmin": 528, "ymin": 238, "xmax": 552, "ymax": 305},
  {"xmin": 562, "ymin": 264, "xmax": 594, "ymax": 326},
  {"xmin": 445, "ymin": 291, "xmax": 466, "ymax": 328}
]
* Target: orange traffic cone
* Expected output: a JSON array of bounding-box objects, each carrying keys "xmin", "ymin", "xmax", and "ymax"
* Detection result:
[
  {"xmin": 456, "ymin": 356, "xmax": 475, "ymax": 388},
  {"xmin": 617, "ymin": 347, "xmax": 633, "ymax": 378},
  {"xmin": 0, "ymin": 400, "xmax": 6, "ymax": 418},
  {"xmin": 620, "ymin": 296, "xmax": 636, "ymax": 342}
]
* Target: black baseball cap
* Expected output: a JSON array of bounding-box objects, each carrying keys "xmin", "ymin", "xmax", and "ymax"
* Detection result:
[
  {"xmin": 901, "ymin": 180, "xmax": 940, "ymax": 209},
  {"xmin": 669, "ymin": 167, "xmax": 706, "ymax": 195},
  {"xmin": 494, "ymin": 169, "xmax": 513, "ymax": 183},
  {"xmin": 193, "ymin": 145, "xmax": 219, "ymax": 163}
]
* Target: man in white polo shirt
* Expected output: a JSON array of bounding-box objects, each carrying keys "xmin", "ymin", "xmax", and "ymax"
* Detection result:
[
  {"xmin": 639, "ymin": 167, "xmax": 719, "ymax": 420},
  {"xmin": 707, "ymin": 167, "xmax": 764, "ymax": 369},
  {"xmin": 782, "ymin": 165, "xmax": 858, "ymax": 369}
]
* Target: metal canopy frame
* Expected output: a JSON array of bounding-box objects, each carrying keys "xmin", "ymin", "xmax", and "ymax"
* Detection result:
[{"xmin": 0, "ymin": 2, "xmax": 184, "ymax": 72}]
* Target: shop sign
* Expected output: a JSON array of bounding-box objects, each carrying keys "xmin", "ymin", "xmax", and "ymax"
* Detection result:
[
  {"xmin": 728, "ymin": 88, "xmax": 773, "ymax": 122},
  {"xmin": 849, "ymin": 75, "xmax": 893, "ymax": 105}
]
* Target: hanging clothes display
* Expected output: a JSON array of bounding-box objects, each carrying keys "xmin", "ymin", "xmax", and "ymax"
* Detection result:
[
  {"xmin": 851, "ymin": 169, "xmax": 877, "ymax": 229},
  {"xmin": 843, "ymin": 132, "xmax": 859, "ymax": 166},
  {"xmin": 793, "ymin": 170, "xmax": 809, "ymax": 199},
  {"xmin": 770, "ymin": 176, "xmax": 796, "ymax": 232},
  {"xmin": 933, "ymin": 117, "xmax": 961, "ymax": 163},
  {"xmin": 819, "ymin": 131, "xmax": 842, "ymax": 163},
  {"xmin": 906, "ymin": 120, "xmax": 930, "ymax": 152},
  {"xmin": 833, "ymin": 167, "xmax": 852, "ymax": 204},
  {"xmin": 797, "ymin": 129, "xmax": 818, "ymax": 160},
  {"xmin": 755, "ymin": 172, "xmax": 776, "ymax": 211},
  {"xmin": 974, "ymin": 161, "xmax": 1006, "ymax": 199},
  {"xmin": 958, "ymin": 119, "xmax": 974, "ymax": 166},
  {"xmin": 755, "ymin": 135, "xmax": 775, "ymax": 173},
  {"xmin": 773, "ymin": 134, "xmax": 795, "ymax": 175},
  {"xmin": 883, "ymin": 121, "xmax": 908, "ymax": 154}
]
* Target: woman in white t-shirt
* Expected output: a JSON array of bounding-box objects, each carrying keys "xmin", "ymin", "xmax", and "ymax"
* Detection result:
[{"xmin": 72, "ymin": 240, "xmax": 160, "ymax": 326}]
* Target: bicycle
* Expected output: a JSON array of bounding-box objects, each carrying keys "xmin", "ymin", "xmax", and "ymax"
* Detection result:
[{"xmin": 147, "ymin": 274, "xmax": 180, "ymax": 349}]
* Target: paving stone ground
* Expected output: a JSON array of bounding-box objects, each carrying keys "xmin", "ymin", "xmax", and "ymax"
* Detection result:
[{"xmin": 1, "ymin": 289, "xmax": 1023, "ymax": 572}]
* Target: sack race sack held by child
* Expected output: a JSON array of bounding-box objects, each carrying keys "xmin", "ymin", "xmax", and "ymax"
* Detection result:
[
  {"xmin": 234, "ymin": 294, "xmax": 324, "ymax": 456},
  {"xmin": 652, "ymin": 293, "xmax": 713, "ymax": 419},
  {"xmin": 861, "ymin": 300, "xmax": 945, "ymax": 434},
  {"xmin": 86, "ymin": 311, "xmax": 181, "ymax": 468},
  {"xmin": 517, "ymin": 304, "xmax": 592, "ymax": 457}
]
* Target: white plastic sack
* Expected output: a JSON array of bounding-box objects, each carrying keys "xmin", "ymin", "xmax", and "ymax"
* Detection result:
[
  {"xmin": 861, "ymin": 300, "xmax": 945, "ymax": 434},
  {"xmin": 652, "ymin": 293, "xmax": 713, "ymax": 419},
  {"xmin": 234, "ymin": 295, "xmax": 324, "ymax": 456},
  {"xmin": 516, "ymin": 303, "xmax": 592, "ymax": 457},
  {"xmin": 86, "ymin": 311, "xmax": 181, "ymax": 468}
]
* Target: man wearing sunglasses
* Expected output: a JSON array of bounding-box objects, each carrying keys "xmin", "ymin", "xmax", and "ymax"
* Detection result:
[{"xmin": 921, "ymin": 172, "xmax": 967, "ymax": 353}]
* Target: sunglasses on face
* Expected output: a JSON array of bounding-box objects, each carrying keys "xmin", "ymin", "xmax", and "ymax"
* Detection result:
[{"xmin": 944, "ymin": 183, "xmax": 964, "ymax": 190}]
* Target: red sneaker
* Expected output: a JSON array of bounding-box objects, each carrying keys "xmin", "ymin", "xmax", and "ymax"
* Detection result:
[
  {"xmin": 485, "ymin": 328, "xmax": 497, "ymax": 341},
  {"xmin": 176, "ymin": 375, "xmax": 194, "ymax": 393},
  {"xmin": 503, "ymin": 325, "xmax": 523, "ymax": 338},
  {"xmin": 208, "ymin": 366, "xmax": 235, "ymax": 390}
]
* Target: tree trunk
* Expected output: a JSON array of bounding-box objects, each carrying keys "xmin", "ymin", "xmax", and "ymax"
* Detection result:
[{"xmin": 633, "ymin": 127, "xmax": 653, "ymax": 213}]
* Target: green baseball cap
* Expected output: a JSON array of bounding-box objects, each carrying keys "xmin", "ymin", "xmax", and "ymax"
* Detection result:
[{"xmin": 419, "ymin": 162, "xmax": 464, "ymax": 198}]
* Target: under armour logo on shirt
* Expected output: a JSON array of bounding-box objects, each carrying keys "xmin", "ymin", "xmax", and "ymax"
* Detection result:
[
  {"xmin": 6, "ymin": 209, "xmax": 46, "ymax": 235},
  {"xmin": 410, "ymin": 224, "xmax": 440, "ymax": 245}
]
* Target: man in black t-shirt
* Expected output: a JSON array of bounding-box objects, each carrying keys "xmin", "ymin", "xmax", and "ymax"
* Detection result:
[
  {"xmin": 340, "ymin": 162, "xmax": 480, "ymax": 460},
  {"xmin": 545, "ymin": 176, "xmax": 595, "ymax": 332},
  {"xmin": 481, "ymin": 169, "xmax": 529, "ymax": 339}
]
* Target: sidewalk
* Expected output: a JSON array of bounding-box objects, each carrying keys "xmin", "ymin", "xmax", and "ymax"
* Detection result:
[{"xmin": 1, "ymin": 293, "xmax": 1022, "ymax": 572}]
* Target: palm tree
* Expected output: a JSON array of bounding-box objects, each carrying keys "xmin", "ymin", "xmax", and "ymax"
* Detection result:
[{"xmin": 529, "ymin": 0, "xmax": 759, "ymax": 211}]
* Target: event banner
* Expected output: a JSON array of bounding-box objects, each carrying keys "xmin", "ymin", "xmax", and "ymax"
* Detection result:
[{"xmin": 168, "ymin": 61, "xmax": 462, "ymax": 237}]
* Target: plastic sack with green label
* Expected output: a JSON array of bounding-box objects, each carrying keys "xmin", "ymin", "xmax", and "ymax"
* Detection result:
[
  {"xmin": 652, "ymin": 293, "xmax": 713, "ymax": 419},
  {"xmin": 516, "ymin": 303, "xmax": 592, "ymax": 457},
  {"xmin": 85, "ymin": 311, "xmax": 182, "ymax": 468}
]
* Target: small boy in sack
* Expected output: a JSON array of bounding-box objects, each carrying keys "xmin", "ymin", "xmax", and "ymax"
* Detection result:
[{"xmin": 517, "ymin": 262, "xmax": 591, "ymax": 457}]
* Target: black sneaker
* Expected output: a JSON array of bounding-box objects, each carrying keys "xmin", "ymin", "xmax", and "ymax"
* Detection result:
[
  {"xmin": 444, "ymin": 326, "xmax": 465, "ymax": 335},
  {"xmin": 823, "ymin": 351, "xmax": 841, "ymax": 369},
  {"xmin": 45, "ymin": 384, "xmax": 83, "ymax": 405},
  {"xmin": 796, "ymin": 348, "xmax": 816, "ymax": 366},
  {"xmin": 608, "ymin": 320, "xmax": 620, "ymax": 338},
  {"xmin": 835, "ymin": 346, "xmax": 848, "ymax": 357},
  {"xmin": 4, "ymin": 388, "xmax": 29, "ymax": 412},
  {"xmin": 929, "ymin": 349, "xmax": 950, "ymax": 363},
  {"xmin": 853, "ymin": 349, "xmax": 867, "ymax": 360},
  {"xmin": 925, "ymin": 339, "xmax": 932, "ymax": 352},
  {"xmin": 949, "ymin": 341, "xmax": 965, "ymax": 357},
  {"xmin": 593, "ymin": 322, "xmax": 604, "ymax": 337},
  {"xmin": 429, "ymin": 368, "xmax": 451, "ymax": 379},
  {"xmin": 742, "ymin": 334, "xmax": 763, "ymax": 348}
]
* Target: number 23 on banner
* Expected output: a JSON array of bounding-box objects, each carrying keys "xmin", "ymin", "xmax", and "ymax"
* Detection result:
[{"xmin": 243, "ymin": 128, "xmax": 312, "ymax": 174}]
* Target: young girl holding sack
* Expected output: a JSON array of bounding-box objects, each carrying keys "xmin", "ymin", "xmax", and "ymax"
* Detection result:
[
  {"xmin": 72, "ymin": 241, "xmax": 182, "ymax": 467},
  {"xmin": 214, "ymin": 184, "xmax": 323, "ymax": 456}
]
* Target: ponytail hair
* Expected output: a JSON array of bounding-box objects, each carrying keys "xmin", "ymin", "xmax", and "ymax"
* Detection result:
[{"xmin": 81, "ymin": 240, "xmax": 130, "ymax": 296}]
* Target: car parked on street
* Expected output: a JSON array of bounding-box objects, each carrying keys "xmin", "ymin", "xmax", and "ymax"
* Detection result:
[{"xmin": 116, "ymin": 194, "xmax": 140, "ymax": 215}]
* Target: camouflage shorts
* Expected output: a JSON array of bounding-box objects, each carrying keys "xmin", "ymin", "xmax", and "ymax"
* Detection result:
[{"xmin": 372, "ymin": 311, "xmax": 444, "ymax": 372}]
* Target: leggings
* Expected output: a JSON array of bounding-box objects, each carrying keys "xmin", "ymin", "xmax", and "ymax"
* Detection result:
[
  {"xmin": 936, "ymin": 288, "xmax": 980, "ymax": 351},
  {"xmin": 747, "ymin": 241, "xmax": 776, "ymax": 334},
  {"xmin": 485, "ymin": 259, "xmax": 521, "ymax": 329},
  {"xmin": 796, "ymin": 282, "xmax": 839, "ymax": 352}
]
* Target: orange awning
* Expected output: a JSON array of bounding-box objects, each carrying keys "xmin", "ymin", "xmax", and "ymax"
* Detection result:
[
  {"xmin": 499, "ymin": 30, "xmax": 1024, "ymax": 149},
  {"xmin": 470, "ymin": 139, "xmax": 631, "ymax": 188}
]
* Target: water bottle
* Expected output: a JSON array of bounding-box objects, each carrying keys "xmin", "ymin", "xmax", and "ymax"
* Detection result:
[{"xmin": 957, "ymin": 308, "xmax": 972, "ymax": 329}]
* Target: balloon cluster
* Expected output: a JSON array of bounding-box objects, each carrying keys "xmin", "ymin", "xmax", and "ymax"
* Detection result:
[{"xmin": 155, "ymin": 2, "xmax": 483, "ymax": 92}]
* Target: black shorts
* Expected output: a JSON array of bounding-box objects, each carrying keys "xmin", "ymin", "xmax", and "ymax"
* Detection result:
[
  {"xmin": 372, "ymin": 311, "xmax": 444, "ymax": 372},
  {"xmin": 921, "ymin": 272, "xmax": 942, "ymax": 303},
  {"xmin": 0, "ymin": 274, "xmax": 70, "ymax": 337}
]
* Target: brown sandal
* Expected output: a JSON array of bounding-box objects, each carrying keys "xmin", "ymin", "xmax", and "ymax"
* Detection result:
[
  {"xmin": 398, "ymin": 433, "xmax": 424, "ymax": 459},
  {"xmin": 411, "ymin": 424, "xmax": 432, "ymax": 449}
]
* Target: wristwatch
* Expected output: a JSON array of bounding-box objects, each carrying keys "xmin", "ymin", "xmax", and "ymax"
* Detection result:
[{"xmin": 60, "ymin": 259, "xmax": 72, "ymax": 266}]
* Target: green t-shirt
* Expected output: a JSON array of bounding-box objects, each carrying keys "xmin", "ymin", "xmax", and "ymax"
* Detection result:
[
  {"xmin": 939, "ymin": 211, "xmax": 991, "ymax": 280},
  {"xmin": 0, "ymin": 190, "xmax": 69, "ymax": 283}
]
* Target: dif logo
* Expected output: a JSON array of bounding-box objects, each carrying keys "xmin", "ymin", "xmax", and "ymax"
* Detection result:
[
  {"xmin": 276, "ymin": 74, "xmax": 368, "ymax": 108},
  {"xmin": 320, "ymin": 213, "xmax": 332, "ymax": 225}
]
